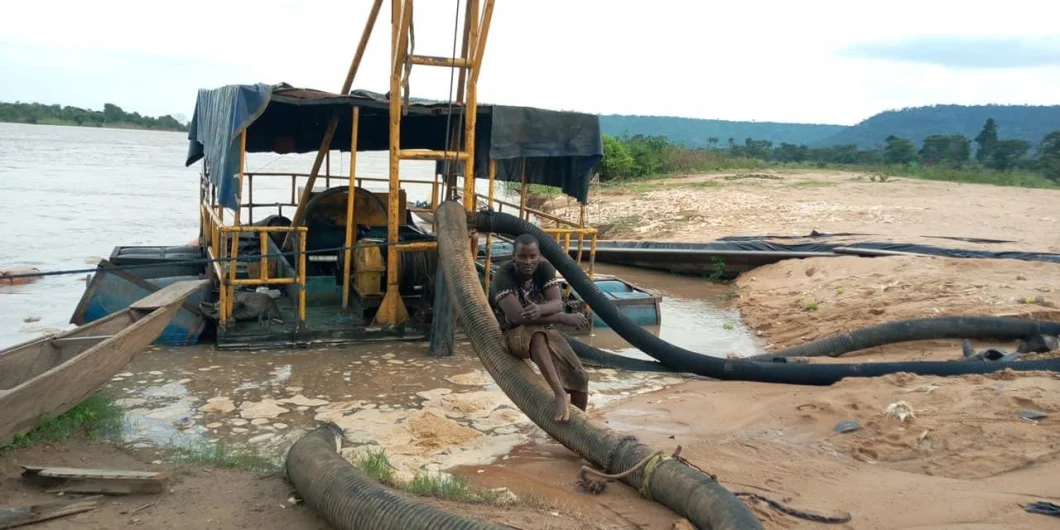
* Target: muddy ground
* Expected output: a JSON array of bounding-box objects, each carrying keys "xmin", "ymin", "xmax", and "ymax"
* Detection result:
[{"xmin": 5, "ymin": 168, "xmax": 1060, "ymax": 529}]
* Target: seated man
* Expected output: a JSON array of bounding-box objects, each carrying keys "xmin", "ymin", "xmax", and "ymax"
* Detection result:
[{"xmin": 490, "ymin": 234, "xmax": 590, "ymax": 423}]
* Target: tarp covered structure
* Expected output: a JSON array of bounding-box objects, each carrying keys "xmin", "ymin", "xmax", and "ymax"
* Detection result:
[{"xmin": 185, "ymin": 83, "xmax": 603, "ymax": 210}]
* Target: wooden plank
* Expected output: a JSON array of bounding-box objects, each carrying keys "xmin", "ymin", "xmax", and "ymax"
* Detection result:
[
  {"xmin": 129, "ymin": 279, "xmax": 209, "ymax": 310},
  {"xmin": 20, "ymin": 466, "xmax": 166, "ymax": 495},
  {"xmin": 0, "ymin": 499, "xmax": 98, "ymax": 529}
]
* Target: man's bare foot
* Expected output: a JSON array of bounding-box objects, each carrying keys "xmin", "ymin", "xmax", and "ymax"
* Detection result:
[{"xmin": 553, "ymin": 393, "xmax": 570, "ymax": 423}]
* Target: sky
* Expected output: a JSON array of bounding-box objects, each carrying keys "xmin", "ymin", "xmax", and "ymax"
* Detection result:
[{"xmin": 2, "ymin": 0, "xmax": 1059, "ymax": 126}]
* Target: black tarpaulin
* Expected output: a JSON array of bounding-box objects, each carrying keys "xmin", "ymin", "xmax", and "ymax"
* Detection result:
[{"xmin": 185, "ymin": 84, "xmax": 602, "ymax": 208}]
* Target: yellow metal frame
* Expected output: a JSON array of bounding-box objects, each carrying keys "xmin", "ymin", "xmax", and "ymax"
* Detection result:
[
  {"xmin": 199, "ymin": 132, "xmax": 309, "ymax": 330},
  {"xmin": 196, "ymin": 0, "xmax": 599, "ymax": 334}
]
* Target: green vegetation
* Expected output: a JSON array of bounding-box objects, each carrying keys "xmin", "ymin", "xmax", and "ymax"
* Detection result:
[
  {"xmin": 595, "ymin": 117, "xmax": 1060, "ymax": 188},
  {"xmin": 601, "ymin": 105, "xmax": 1060, "ymax": 151},
  {"xmin": 165, "ymin": 441, "xmax": 284, "ymax": 475},
  {"xmin": 817, "ymin": 104, "xmax": 1060, "ymax": 150},
  {"xmin": 0, "ymin": 101, "xmax": 186, "ymax": 131},
  {"xmin": 352, "ymin": 448, "xmax": 531, "ymax": 506},
  {"xmin": 0, "ymin": 393, "xmax": 124, "ymax": 451}
]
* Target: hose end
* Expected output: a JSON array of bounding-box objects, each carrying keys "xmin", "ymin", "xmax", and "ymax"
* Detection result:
[{"xmin": 318, "ymin": 421, "xmax": 347, "ymax": 452}]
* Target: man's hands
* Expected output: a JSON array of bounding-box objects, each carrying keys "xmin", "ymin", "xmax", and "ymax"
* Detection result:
[
  {"xmin": 559, "ymin": 312, "xmax": 589, "ymax": 330},
  {"xmin": 520, "ymin": 303, "xmax": 542, "ymax": 321},
  {"xmin": 519, "ymin": 303, "xmax": 589, "ymax": 330}
]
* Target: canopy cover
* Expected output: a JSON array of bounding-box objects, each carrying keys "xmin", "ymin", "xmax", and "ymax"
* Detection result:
[{"xmin": 185, "ymin": 84, "xmax": 603, "ymax": 210}]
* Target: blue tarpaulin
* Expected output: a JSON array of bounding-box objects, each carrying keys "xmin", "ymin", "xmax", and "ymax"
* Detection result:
[
  {"xmin": 185, "ymin": 83, "xmax": 603, "ymax": 208},
  {"xmin": 185, "ymin": 83, "xmax": 274, "ymax": 210}
]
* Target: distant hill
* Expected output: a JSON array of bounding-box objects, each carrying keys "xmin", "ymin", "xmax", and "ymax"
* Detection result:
[
  {"xmin": 599, "ymin": 114, "xmax": 845, "ymax": 148},
  {"xmin": 815, "ymin": 104, "xmax": 1060, "ymax": 149}
]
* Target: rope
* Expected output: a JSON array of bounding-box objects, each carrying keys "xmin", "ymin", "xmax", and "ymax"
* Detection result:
[
  {"xmin": 578, "ymin": 445, "xmax": 853, "ymax": 524},
  {"xmin": 638, "ymin": 452, "xmax": 670, "ymax": 500},
  {"xmin": 578, "ymin": 447, "xmax": 677, "ymax": 501}
]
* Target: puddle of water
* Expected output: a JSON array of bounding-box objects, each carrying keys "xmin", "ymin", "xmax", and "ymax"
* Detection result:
[{"xmin": 105, "ymin": 340, "xmax": 695, "ymax": 480}]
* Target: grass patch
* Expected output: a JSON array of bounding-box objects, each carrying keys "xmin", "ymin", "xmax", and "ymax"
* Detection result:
[
  {"xmin": 0, "ymin": 393, "xmax": 125, "ymax": 451},
  {"xmin": 879, "ymin": 164, "xmax": 1057, "ymax": 188},
  {"xmin": 350, "ymin": 448, "xmax": 536, "ymax": 507},
  {"xmin": 787, "ymin": 180, "xmax": 838, "ymax": 188},
  {"xmin": 609, "ymin": 215, "xmax": 642, "ymax": 234},
  {"xmin": 164, "ymin": 441, "xmax": 284, "ymax": 475},
  {"xmin": 684, "ymin": 181, "xmax": 723, "ymax": 189}
]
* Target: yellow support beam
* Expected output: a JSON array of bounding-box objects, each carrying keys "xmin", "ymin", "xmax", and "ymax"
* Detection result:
[
  {"xmin": 399, "ymin": 149, "xmax": 471, "ymax": 161},
  {"xmin": 282, "ymin": 0, "xmax": 384, "ymax": 251},
  {"xmin": 409, "ymin": 55, "xmax": 469, "ymax": 68},
  {"xmin": 375, "ymin": 0, "xmax": 414, "ymax": 327},
  {"xmin": 228, "ymin": 278, "xmax": 298, "ymax": 287},
  {"xmin": 342, "ymin": 106, "xmax": 361, "ymax": 310}
]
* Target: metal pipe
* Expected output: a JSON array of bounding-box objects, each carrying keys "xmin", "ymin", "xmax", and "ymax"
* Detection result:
[
  {"xmin": 461, "ymin": 0, "xmax": 480, "ymax": 213},
  {"xmin": 298, "ymin": 231, "xmax": 307, "ymax": 327},
  {"xmin": 248, "ymin": 173, "xmax": 255, "ymax": 225},
  {"xmin": 259, "ymin": 232, "xmax": 269, "ymax": 281},
  {"xmin": 518, "ymin": 159, "xmax": 528, "ymax": 220},
  {"xmin": 483, "ymin": 160, "xmax": 496, "ymax": 289},
  {"xmin": 342, "ymin": 106, "xmax": 361, "ymax": 310},
  {"xmin": 468, "ymin": 0, "xmax": 495, "ymax": 87},
  {"xmin": 224, "ymin": 131, "xmax": 248, "ymax": 326},
  {"xmin": 376, "ymin": 0, "xmax": 413, "ymax": 326},
  {"xmin": 282, "ymin": 0, "xmax": 384, "ymax": 251}
]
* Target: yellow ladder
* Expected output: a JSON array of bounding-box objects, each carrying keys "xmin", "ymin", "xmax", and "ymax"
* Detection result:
[{"xmin": 375, "ymin": 0, "xmax": 496, "ymax": 326}]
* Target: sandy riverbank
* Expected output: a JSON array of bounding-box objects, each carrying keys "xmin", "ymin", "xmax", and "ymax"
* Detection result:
[
  {"xmin": 523, "ymin": 169, "xmax": 1060, "ymax": 529},
  {"xmin": 549, "ymin": 169, "xmax": 1060, "ymax": 253}
]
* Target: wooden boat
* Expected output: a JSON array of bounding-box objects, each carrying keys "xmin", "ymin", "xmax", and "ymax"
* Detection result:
[{"xmin": 0, "ymin": 279, "xmax": 208, "ymax": 445}]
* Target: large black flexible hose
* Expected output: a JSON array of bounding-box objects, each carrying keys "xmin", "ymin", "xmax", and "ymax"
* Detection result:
[
  {"xmin": 564, "ymin": 336, "xmax": 676, "ymax": 372},
  {"xmin": 474, "ymin": 210, "xmax": 1060, "ymax": 385},
  {"xmin": 745, "ymin": 316, "xmax": 1060, "ymax": 361},
  {"xmin": 436, "ymin": 202, "xmax": 763, "ymax": 530},
  {"xmin": 285, "ymin": 422, "xmax": 504, "ymax": 530}
]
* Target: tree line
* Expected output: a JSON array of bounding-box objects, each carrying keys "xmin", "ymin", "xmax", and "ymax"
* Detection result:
[
  {"xmin": 598, "ymin": 118, "xmax": 1060, "ymax": 185},
  {"xmin": 0, "ymin": 101, "xmax": 187, "ymax": 132}
]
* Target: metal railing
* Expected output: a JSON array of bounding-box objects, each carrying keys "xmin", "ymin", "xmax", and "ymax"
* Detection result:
[
  {"xmin": 200, "ymin": 175, "xmax": 308, "ymax": 328},
  {"xmin": 240, "ymin": 171, "xmax": 443, "ymax": 225}
]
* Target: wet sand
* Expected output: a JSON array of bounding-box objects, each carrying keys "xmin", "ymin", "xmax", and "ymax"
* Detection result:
[{"xmin": 106, "ymin": 340, "xmax": 692, "ymax": 482}]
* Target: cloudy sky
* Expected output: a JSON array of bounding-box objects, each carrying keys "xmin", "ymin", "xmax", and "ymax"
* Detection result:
[{"xmin": 2, "ymin": 0, "xmax": 1058, "ymax": 126}]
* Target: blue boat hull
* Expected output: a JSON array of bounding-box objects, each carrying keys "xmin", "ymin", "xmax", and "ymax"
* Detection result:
[
  {"xmin": 565, "ymin": 278, "xmax": 662, "ymax": 329},
  {"xmin": 70, "ymin": 260, "xmax": 209, "ymax": 346}
]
